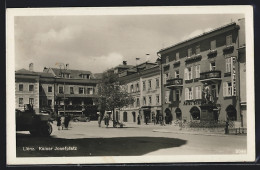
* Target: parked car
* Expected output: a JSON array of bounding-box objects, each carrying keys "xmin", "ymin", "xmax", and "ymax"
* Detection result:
[
  {"xmin": 16, "ymin": 104, "xmax": 53, "ymax": 136},
  {"xmin": 73, "ymin": 115, "xmax": 90, "ymax": 122}
]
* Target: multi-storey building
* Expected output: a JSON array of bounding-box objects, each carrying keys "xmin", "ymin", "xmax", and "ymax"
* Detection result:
[
  {"xmin": 43, "ymin": 66, "xmax": 100, "ymax": 117},
  {"xmin": 157, "ymin": 20, "xmax": 246, "ymax": 126},
  {"xmin": 116, "ymin": 62, "xmax": 161, "ymax": 123},
  {"xmin": 15, "ymin": 64, "xmax": 100, "ymax": 119}
]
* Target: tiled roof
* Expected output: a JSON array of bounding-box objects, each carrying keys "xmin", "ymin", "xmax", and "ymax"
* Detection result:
[
  {"xmin": 16, "ymin": 69, "xmax": 54, "ymax": 78},
  {"xmin": 49, "ymin": 68, "xmax": 93, "ymax": 79}
]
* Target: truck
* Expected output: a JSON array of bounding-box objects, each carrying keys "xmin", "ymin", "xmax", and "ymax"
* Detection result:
[{"xmin": 16, "ymin": 104, "xmax": 53, "ymax": 136}]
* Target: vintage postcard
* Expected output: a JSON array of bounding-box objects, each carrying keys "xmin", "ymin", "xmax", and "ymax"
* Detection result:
[{"xmin": 6, "ymin": 6, "xmax": 255, "ymax": 165}]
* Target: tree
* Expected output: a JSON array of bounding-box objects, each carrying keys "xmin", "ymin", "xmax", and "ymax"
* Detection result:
[{"xmin": 94, "ymin": 70, "xmax": 135, "ymax": 126}]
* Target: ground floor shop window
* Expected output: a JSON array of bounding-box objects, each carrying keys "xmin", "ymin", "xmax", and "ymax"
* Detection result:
[
  {"xmin": 175, "ymin": 108, "xmax": 182, "ymax": 120},
  {"xmin": 226, "ymin": 105, "xmax": 237, "ymax": 121},
  {"xmin": 190, "ymin": 106, "xmax": 200, "ymax": 120}
]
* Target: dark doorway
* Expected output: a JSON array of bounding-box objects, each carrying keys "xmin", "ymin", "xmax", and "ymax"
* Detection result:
[
  {"xmin": 144, "ymin": 110, "xmax": 151, "ymax": 123},
  {"xmin": 175, "ymin": 108, "xmax": 182, "ymax": 120},
  {"xmin": 116, "ymin": 111, "xmax": 119, "ymax": 122},
  {"xmin": 226, "ymin": 105, "xmax": 237, "ymax": 121},
  {"xmin": 190, "ymin": 106, "xmax": 200, "ymax": 120},
  {"xmin": 123, "ymin": 112, "xmax": 128, "ymax": 122},
  {"xmin": 132, "ymin": 112, "xmax": 136, "ymax": 122}
]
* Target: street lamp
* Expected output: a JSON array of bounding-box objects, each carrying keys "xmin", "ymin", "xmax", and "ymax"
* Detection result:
[
  {"xmin": 56, "ymin": 63, "xmax": 68, "ymax": 116},
  {"xmin": 156, "ymin": 55, "xmax": 165, "ymax": 125}
]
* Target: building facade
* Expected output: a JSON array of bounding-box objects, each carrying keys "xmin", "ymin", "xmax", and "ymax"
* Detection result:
[
  {"xmin": 116, "ymin": 62, "xmax": 161, "ymax": 123},
  {"xmin": 157, "ymin": 20, "xmax": 246, "ymax": 127}
]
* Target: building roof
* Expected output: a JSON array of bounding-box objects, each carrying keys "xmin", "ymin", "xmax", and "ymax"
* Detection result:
[
  {"xmin": 16, "ymin": 69, "xmax": 55, "ymax": 78},
  {"xmin": 114, "ymin": 64, "xmax": 133, "ymax": 69},
  {"xmin": 93, "ymin": 73, "xmax": 103, "ymax": 79},
  {"xmin": 158, "ymin": 22, "xmax": 237, "ymax": 53},
  {"xmin": 47, "ymin": 68, "xmax": 94, "ymax": 79}
]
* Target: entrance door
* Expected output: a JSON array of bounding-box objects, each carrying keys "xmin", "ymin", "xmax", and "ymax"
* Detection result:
[
  {"xmin": 144, "ymin": 110, "xmax": 151, "ymax": 123},
  {"xmin": 132, "ymin": 112, "xmax": 136, "ymax": 122}
]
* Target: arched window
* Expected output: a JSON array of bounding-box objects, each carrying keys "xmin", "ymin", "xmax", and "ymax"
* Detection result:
[
  {"xmin": 190, "ymin": 106, "xmax": 200, "ymax": 120},
  {"xmin": 225, "ymin": 105, "xmax": 237, "ymax": 121},
  {"xmin": 175, "ymin": 108, "xmax": 182, "ymax": 120}
]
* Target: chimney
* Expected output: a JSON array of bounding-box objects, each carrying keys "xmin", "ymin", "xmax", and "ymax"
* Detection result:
[
  {"xmin": 66, "ymin": 63, "xmax": 69, "ymax": 70},
  {"xmin": 123, "ymin": 61, "xmax": 127, "ymax": 65},
  {"xmin": 146, "ymin": 54, "xmax": 150, "ymax": 62},
  {"xmin": 29, "ymin": 63, "xmax": 34, "ymax": 72}
]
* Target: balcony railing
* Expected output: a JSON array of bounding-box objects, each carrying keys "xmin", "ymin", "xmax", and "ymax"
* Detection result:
[
  {"xmin": 185, "ymin": 54, "xmax": 202, "ymax": 64},
  {"xmin": 223, "ymin": 45, "xmax": 234, "ymax": 54},
  {"xmin": 200, "ymin": 70, "xmax": 221, "ymax": 80},
  {"xmin": 165, "ymin": 78, "xmax": 183, "ymax": 87},
  {"xmin": 207, "ymin": 50, "xmax": 217, "ymax": 58}
]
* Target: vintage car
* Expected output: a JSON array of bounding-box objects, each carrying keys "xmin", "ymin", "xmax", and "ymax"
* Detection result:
[
  {"xmin": 72, "ymin": 115, "xmax": 90, "ymax": 122},
  {"xmin": 16, "ymin": 104, "xmax": 53, "ymax": 136}
]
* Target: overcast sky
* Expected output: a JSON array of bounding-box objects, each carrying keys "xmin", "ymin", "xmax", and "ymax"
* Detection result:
[{"xmin": 15, "ymin": 14, "xmax": 244, "ymax": 73}]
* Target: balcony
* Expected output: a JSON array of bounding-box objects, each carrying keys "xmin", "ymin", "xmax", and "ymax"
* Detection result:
[
  {"xmin": 223, "ymin": 45, "xmax": 234, "ymax": 54},
  {"xmin": 165, "ymin": 78, "xmax": 183, "ymax": 89},
  {"xmin": 207, "ymin": 50, "xmax": 217, "ymax": 58},
  {"xmin": 185, "ymin": 54, "xmax": 202, "ymax": 64},
  {"xmin": 200, "ymin": 70, "xmax": 222, "ymax": 83},
  {"xmin": 173, "ymin": 60, "xmax": 180, "ymax": 67}
]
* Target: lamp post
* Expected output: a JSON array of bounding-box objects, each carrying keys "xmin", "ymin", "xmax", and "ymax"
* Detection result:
[
  {"xmin": 156, "ymin": 55, "xmax": 165, "ymax": 125},
  {"xmin": 57, "ymin": 63, "xmax": 67, "ymax": 115}
]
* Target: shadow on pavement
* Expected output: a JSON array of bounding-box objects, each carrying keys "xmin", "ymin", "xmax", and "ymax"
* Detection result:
[{"xmin": 16, "ymin": 133, "xmax": 187, "ymax": 157}]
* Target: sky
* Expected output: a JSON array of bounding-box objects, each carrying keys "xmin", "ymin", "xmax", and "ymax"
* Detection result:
[{"xmin": 14, "ymin": 14, "xmax": 244, "ymax": 73}]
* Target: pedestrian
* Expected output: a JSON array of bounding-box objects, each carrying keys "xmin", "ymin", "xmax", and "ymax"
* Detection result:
[
  {"xmin": 159, "ymin": 114, "xmax": 163, "ymax": 125},
  {"xmin": 156, "ymin": 113, "xmax": 159, "ymax": 124},
  {"xmin": 64, "ymin": 114, "xmax": 69, "ymax": 130},
  {"xmin": 61, "ymin": 115, "xmax": 65, "ymax": 130},
  {"xmin": 152, "ymin": 112, "xmax": 156, "ymax": 125},
  {"xmin": 57, "ymin": 115, "xmax": 61, "ymax": 130},
  {"xmin": 137, "ymin": 115, "xmax": 141, "ymax": 125},
  {"xmin": 98, "ymin": 114, "xmax": 102, "ymax": 127},
  {"xmin": 104, "ymin": 112, "xmax": 109, "ymax": 128},
  {"xmin": 145, "ymin": 115, "xmax": 149, "ymax": 125}
]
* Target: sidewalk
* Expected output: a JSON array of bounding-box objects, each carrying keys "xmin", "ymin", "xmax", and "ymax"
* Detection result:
[{"xmin": 122, "ymin": 122, "xmax": 246, "ymax": 137}]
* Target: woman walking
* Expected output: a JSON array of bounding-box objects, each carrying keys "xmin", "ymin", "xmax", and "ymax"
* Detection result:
[{"xmin": 57, "ymin": 115, "xmax": 61, "ymax": 130}]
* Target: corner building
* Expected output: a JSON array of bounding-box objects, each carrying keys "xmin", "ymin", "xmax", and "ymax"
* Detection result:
[
  {"xmin": 116, "ymin": 62, "xmax": 161, "ymax": 123},
  {"xmin": 157, "ymin": 20, "xmax": 245, "ymax": 126}
]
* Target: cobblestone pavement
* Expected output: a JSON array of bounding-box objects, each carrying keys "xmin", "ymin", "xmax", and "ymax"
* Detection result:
[{"xmin": 16, "ymin": 121, "xmax": 247, "ymax": 157}]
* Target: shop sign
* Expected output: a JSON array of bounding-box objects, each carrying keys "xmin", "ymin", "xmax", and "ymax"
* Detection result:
[{"xmin": 231, "ymin": 57, "xmax": 236, "ymax": 96}]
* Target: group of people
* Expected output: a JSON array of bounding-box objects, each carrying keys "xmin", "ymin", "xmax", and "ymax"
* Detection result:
[
  {"xmin": 98, "ymin": 112, "xmax": 110, "ymax": 128},
  {"xmin": 137, "ymin": 112, "xmax": 164, "ymax": 125},
  {"xmin": 56, "ymin": 114, "xmax": 71, "ymax": 130}
]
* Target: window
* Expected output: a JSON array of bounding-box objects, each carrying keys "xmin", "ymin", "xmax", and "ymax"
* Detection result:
[
  {"xmin": 210, "ymin": 62, "xmax": 216, "ymax": 71},
  {"xmin": 156, "ymin": 78, "xmax": 160, "ymax": 88},
  {"xmin": 165, "ymin": 91, "xmax": 170, "ymax": 103},
  {"xmin": 185, "ymin": 87, "xmax": 193, "ymax": 100},
  {"xmin": 211, "ymin": 84, "xmax": 218, "ymax": 98},
  {"xmin": 48, "ymin": 100, "xmax": 52, "ymax": 106},
  {"xmin": 195, "ymin": 86, "xmax": 202, "ymax": 99},
  {"xmin": 60, "ymin": 100, "xmax": 64, "ymax": 105},
  {"xmin": 69, "ymin": 101, "xmax": 72, "ymax": 105},
  {"xmin": 188, "ymin": 48, "xmax": 192, "ymax": 57},
  {"xmin": 130, "ymin": 84, "xmax": 134, "ymax": 92},
  {"xmin": 29, "ymin": 98, "xmax": 34, "ymax": 105},
  {"xmin": 196, "ymin": 45, "xmax": 200, "ymax": 54},
  {"xmin": 143, "ymin": 96, "xmax": 146, "ymax": 105},
  {"xmin": 19, "ymin": 98, "xmax": 23, "ymax": 107},
  {"xmin": 143, "ymin": 81, "xmax": 146, "ymax": 91},
  {"xmin": 184, "ymin": 67, "xmax": 193, "ymax": 80},
  {"xmin": 175, "ymin": 89, "xmax": 181, "ymax": 101},
  {"xmin": 156, "ymin": 95, "xmax": 160, "ymax": 104},
  {"xmin": 176, "ymin": 52, "xmax": 179, "ymax": 60},
  {"xmin": 70, "ymin": 87, "xmax": 74, "ymax": 94},
  {"xmin": 166, "ymin": 56, "xmax": 169, "ymax": 63},
  {"xmin": 79, "ymin": 87, "xmax": 85, "ymax": 94},
  {"xmin": 163, "ymin": 73, "xmax": 169, "ymax": 84},
  {"xmin": 148, "ymin": 80, "xmax": 152, "ymax": 89},
  {"xmin": 211, "ymin": 40, "xmax": 216, "ymax": 50},
  {"xmin": 175, "ymin": 70, "xmax": 180, "ymax": 78},
  {"xmin": 148, "ymin": 96, "xmax": 152, "ymax": 105},
  {"xmin": 19, "ymin": 84, "xmax": 23, "ymax": 91},
  {"xmin": 195, "ymin": 65, "xmax": 200, "ymax": 78},
  {"xmin": 223, "ymin": 82, "xmax": 232, "ymax": 97},
  {"xmin": 58, "ymin": 86, "xmax": 64, "ymax": 94},
  {"xmin": 82, "ymin": 74, "xmax": 90, "ymax": 79},
  {"xmin": 29, "ymin": 85, "xmax": 34, "ymax": 91},
  {"xmin": 48, "ymin": 86, "xmax": 52, "ymax": 93},
  {"xmin": 225, "ymin": 58, "xmax": 231, "ymax": 73},
  {"xmin": 87, "ymin": 87, "xmax": 93, "ymax": 94},
  {"xmin": 226, "ymin": 35, "xmax": 232, "ymax": 46},
  {"xmin": 136, "ymin": 98, "xmax": 140, "ymax": 107},
  {"xmin": 136, "ymin": 83, "xmax": 139, "ymax": 92}
]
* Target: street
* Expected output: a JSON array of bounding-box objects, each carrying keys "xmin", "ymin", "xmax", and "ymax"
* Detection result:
[{"xmin": 16, "ymin": 121, "xmax": 247, "ymax": 157}]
